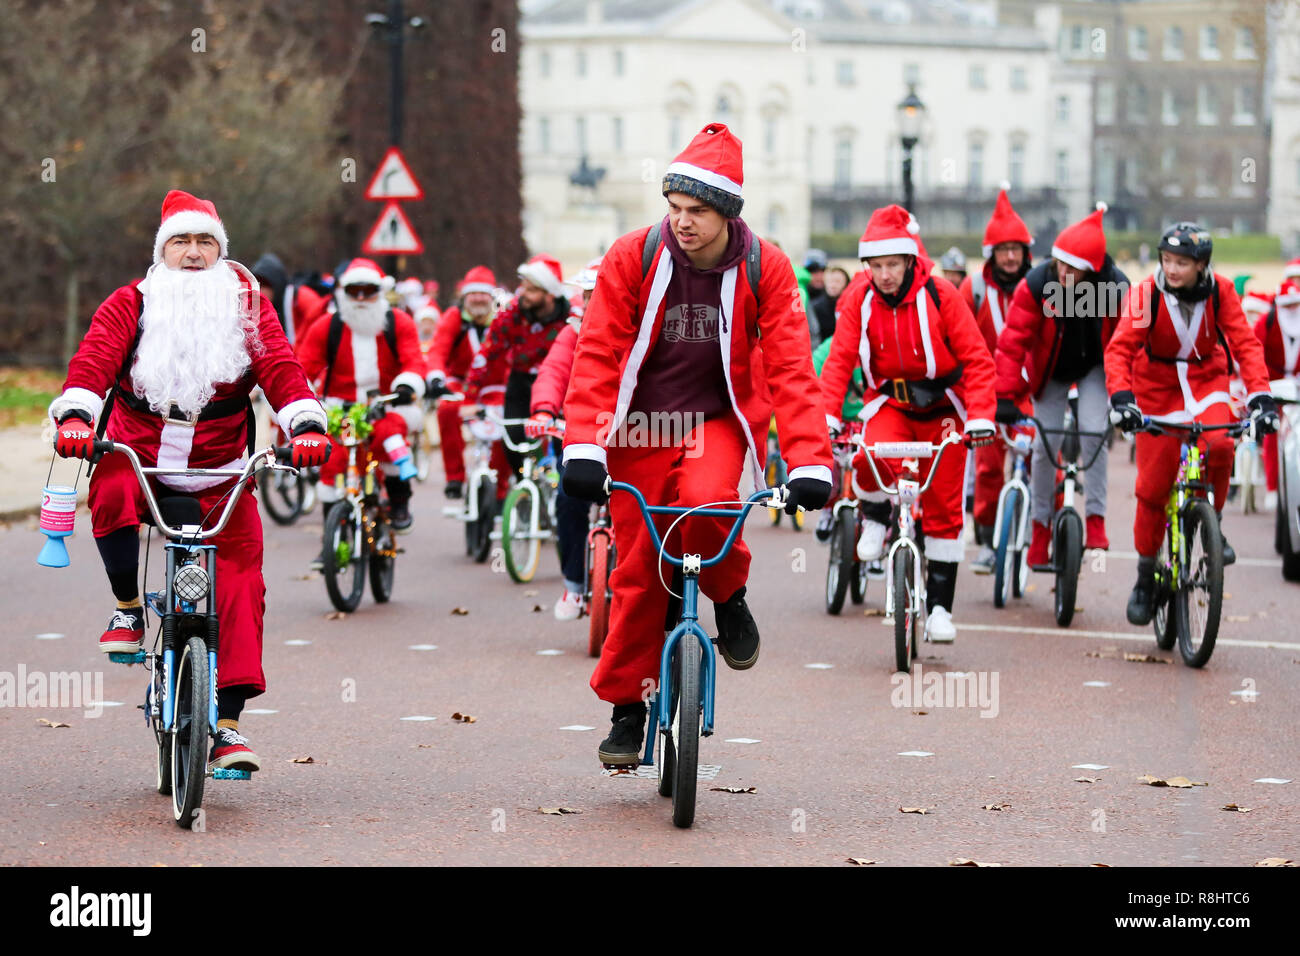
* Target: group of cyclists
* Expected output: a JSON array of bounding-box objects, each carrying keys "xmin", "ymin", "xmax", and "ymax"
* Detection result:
[{"xmin": 48, "ymin": 121, "xmax": 1292, "ymax": 774}]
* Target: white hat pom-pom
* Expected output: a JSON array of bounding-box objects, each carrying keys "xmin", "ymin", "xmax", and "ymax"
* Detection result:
[
  {"xmin": 999, "ymin": 180, "xmax": 1011, "ymax": 191},
  {"xmin": 906, "ymin": 217, "xmax": 920, "ymax": 235},
  {"xmin": 1095, "ymin": 201, "xmax": 1108, "ymax": 213}
]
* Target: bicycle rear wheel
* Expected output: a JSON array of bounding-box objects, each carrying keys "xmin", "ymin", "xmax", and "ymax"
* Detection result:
[
  {"xmin": 323, "ymin": 500, "xmax": 367, "ymax": 612},
  {"xmin": 1053, "ymin": 509, "xmax": 1082, "ymax": 627},
  {"xmin": 258, "ymin": 466, "xmax": 305, "ymax": 526},
  {"xmin": 826, "ymin": 509, "xmax": 853, "ymax": 615},
  {"xmin": 670, "ymin": 635, "xmax": 702, "ymax": 828},
  {"xmin": 151, "ymin": 660, "xmax": 171, "ymax": 795},
  {"xmin": 502, "ymin": 484, "xmax": 541, "ymax": 583},
  {"xmin": 369, "ymin": 514, "xmax": 396, "ymax": 603},
  {"xmin": 171, "ymin": 635, "xmax": 208, "ymax": 828},
  {"xmin": 1175, "ymin": 499, "xmax": 1223, "ymax": 668},
  {"xmin": 587, "ymin": 531, "xmax": 612, "ymax": 658},
  {"xmin": 993, "ymin": 488, "xmax": 1022, "ymax": 609},
  {"xmin": 1153, "ymin": 531, "xmax": 1176, "ymax": 650},
  {"xmin": 471, "ymin": 475, "xmax": 495, "ymax": 564},
  {"xmin": 892, "ymin": 547, "xmax": 916, "ymax": 673}
]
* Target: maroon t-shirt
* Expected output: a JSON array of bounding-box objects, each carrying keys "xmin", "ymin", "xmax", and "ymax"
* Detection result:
[{"xmin": 630, "ymin": 216, "xmax": 751, "ymax": 420}]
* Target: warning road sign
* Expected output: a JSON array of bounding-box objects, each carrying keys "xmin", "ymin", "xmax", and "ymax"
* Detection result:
[
  {"xmin": 362, "ymin": 202, "xmax": 424, "ymax": 255},
  {"xmin": 364, "ymin": 147, "xmax": 425, "ymax": 201}
]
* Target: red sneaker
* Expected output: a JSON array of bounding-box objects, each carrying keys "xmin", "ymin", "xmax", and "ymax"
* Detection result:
[
  {"xmin": 208, "ymin": 727, "xmax": 261, "ymax": 772},
  {"xmin": 1027, "ymin": 521, "xmax": 1052, "ymax": 567},
  {"xmin": 99, "ymin": 607, "xmax": 145, "ymax": 654},
  {"xmin": 1085, "ymin": 514, "xmax": 1109, "ymax": 550}
]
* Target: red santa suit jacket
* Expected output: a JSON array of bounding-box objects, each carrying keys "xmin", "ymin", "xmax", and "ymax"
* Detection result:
[
  {"xmin": 562, "ymin": 225, "xmax": 832, "ymax": 488},
  {"xmin": 426, "ymin": 305, "xmax": 490, "ymax": 385},
  {"xmin": 296, "ymin": 307, "xmax": 427, "ymax": 404},
  {"xmin": 50, "ymin": 265, "xmax": 324, "ymax": 492},
  {"xmin": 959, "ymin": 262, "xmax": 1014, "ymax": 356},
  {"xmin": 1105, "ymin": 273, "xmax": 1270, "ymax": 421},
  {"xmin": 1254, "ymin": 308, "xmax": 1300, "ymax": 381},
  {"xmin": 820, "ymin": 260, "xmax": 997, "ymax": 429},
  {"xmin": 532, "ymin": 321, "xmax": 578, "ymax": 417}
]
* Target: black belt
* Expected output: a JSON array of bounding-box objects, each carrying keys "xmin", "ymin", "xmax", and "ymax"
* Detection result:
[
  {"xmin": 1143, "ymin": 344, "xmax": 1199, "ymax": 365},
  {"xmin": 885, "ymin": 365, "xmax": 963, "ymax": 408},
  {"xmin": 117, "ymin": 388, "xmax": 251, "ymax": 425}
]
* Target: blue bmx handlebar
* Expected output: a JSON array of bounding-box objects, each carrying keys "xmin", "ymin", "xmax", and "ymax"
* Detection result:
[{"xmin": 605, "ymin": 479, "xmax": 782, "ymax": 569}]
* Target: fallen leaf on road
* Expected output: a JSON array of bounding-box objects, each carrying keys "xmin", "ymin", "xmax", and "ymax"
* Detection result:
[
  {"xmin": 416, "ymin": 744, "xmax": 433, "ymax": 749},
  {"xmin": 324, "ymin": 610, "xmax": 346, "ymax": 621},
  {"xmin": 1025, "ymin": 583, "xmax": 1037, "ymax": 593},
  {"xmin": 1091, "ymin": 863, "xmax": 1111, "ymax": 867},
  {"xmin": 1166, "ymin": 776, "xmax": 1206, "ymax": 788},
  {"xmin": 709, "ymin": 786, "xmax": 756, "ymax": 794},
  {"xmin": 1139, "ymin": 774, "xmax": 1206, "ymax": 788},
  {"xmin": 289, "ymin": 756, "xmax": 315, "ymax": 764},
  {"xmin": 1075, "ymin": 776, "xmax": 1099, "ymax": 783},
  {"xmin": 532, "ymin": 605, "xmax": 543, "ymax": 613},
  {"xmin": 1225, "ymin": 615, "xmax": 1251, "ymax": 623},
  {"xmin": 450, "ymin": 607, "xmax": 469, "ymax": 616},
  {"xmin": 899, "ymin": 807, "xmax": 931, "ymax": 814},
  {"xmin": 1254, "ymin": 858, "xmax": 1298, "ymax": 867},
  {"xmin": 451, "ymin": 712, "xmax": 477, "ymax": 723},
  {"xmin": 37, "ymin": 719, "xmax": 69, "ymax": 729},
  {"xmin": 912, "ymin": 710, "xmax": 928, "ymax": 716},
  {"xmin": 863, "ymin": 608, "xmax": 884, "ymax": 617},
  {"xmin": 981, "ymin": 802, "xmax": 1011, "ymax": 811},
  {"xmin": 38, "ymin": 841, "xmax": 46, "ymax": 846},
  {"xmin": 296, "ymin": 573, "xmax": 317, "ymax": 581},
  {"xmin": 949, "ymin": 858, "xmax": 1000, "ymax": 867},
  {"xmin": 1221, "ymin": 804, "xmax": 1252, "ymax": 812},
  {"xmin": 524, "ymin": 589, "xmax": 539, "ymax": 597},
  {"xmin": 846, "ymin": 858, "xmax": 877, "ymax": 865},
  {"xmin": 537, "ymin": 807, "xmax": 581, "ymax": 815},
  {"xmin": 1124, "ymin": 653, "xmax": 1171, "ymax": 663}
]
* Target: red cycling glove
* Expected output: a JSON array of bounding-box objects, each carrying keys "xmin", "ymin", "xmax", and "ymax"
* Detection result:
[{"xmin": 54, "ymin": 415, "xmax": 96, "ymax": 459}]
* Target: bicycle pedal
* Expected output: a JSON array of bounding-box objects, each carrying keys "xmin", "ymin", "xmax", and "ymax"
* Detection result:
[
  {"xmin": 109, "ymin": 651, "xmax": 147, "ymax": 665},
  {"xmin": 210, "ymin": 768, "xmax": 252, "ymax": 781}
]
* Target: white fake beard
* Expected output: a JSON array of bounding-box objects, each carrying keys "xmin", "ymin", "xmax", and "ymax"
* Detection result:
[
  {"xmin": 338, "ymin": 295, "xmax": 388, "ymax": 336},
  {"xmin": 1279, "ymin": 305, "xmax": 1300, "ymax": 341},
  {"xmin": 132, "ymin": 262, "xmax": 255, "ymax": 417}
]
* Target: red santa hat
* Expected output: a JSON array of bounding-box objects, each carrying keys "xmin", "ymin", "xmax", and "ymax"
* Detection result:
[
  {"xmin": 1276, "ymin": 279, "xmax": 1300, "ymax": 308},
  {"xmin": 1052, "ymin": 202, "xmax": 1108, "ymax": 273},
  {"xmin": 983, "ymin": 184, "xmax": 1033, "ymax": 257},
  {"xmin": 337, "ymin": 257, "xmax": 391, "ymax": 290},
  {"xmin": 457, "ymin": 265, "xmax": 497, "ymax": 297},
  {"xmin": 1242, "ymin": 289, "xmax": 1273, "ymax": 315},
  {"xmin": 517, "ymin": 254, "xmax": 565, "ymax": 297},
  {"xmin": 662, "ymin": 123, "xmax": 745, "ymax": 219},
  {"xmin": 858, "ymin": 204, "xmax": 921, "ymax": 259},
  {"xmin": 153, "ymin": 189, "xmax": 228, "ymax": 263}
]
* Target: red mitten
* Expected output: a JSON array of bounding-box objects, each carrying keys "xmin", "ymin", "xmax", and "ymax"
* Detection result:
[
  {"xmin": 290, "ymin": 431, "xmax": 332, "ymax": 468},
  {"xmin": 524, "ymin": 413, "xmax": 555, "ymax": 438},
  {"xmin": 54, "ymin": 415, "xmax": 96, "ymax": 459}
]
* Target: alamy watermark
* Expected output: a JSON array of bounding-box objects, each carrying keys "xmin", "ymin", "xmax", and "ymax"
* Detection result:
[
  {"xmin": 889, "ymin": 662, "xmax": 999, "ymax": 718},
  {"xmin": 597, "ymin": 410, "xmax": 705, "ymax": 458},
  {"xmin": 0, "ymin": 665, "xmax": 105, "ymax": 718}
]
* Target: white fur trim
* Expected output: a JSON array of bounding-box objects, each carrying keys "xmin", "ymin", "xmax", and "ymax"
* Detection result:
[
  {"xmin": 664, "ymin": 161, "xmax": 743, "ymax": 197},
  {"xmin": 609, "ymin": 248, "xmax": 672, "ymax": 439},
  {"xmin": 1051, "ymin": 246, "xmax": 1095, "ymax": 273},
  {"xmin": 1276, "ymin": 290, "xmax": 1300, "ymax": 306},
  {"xmin": 563, "ymin": 443, "xmax": 607, "ymax": 467},
  {"xmin": 915, "ymin": 282, "xmax": 937, "ymax": 378},
  {"xmin": 826, "ymin": 413, "xmax": 841, "ymax": 429},
  {"xmin": 458, "ymin": 282, "xmax": 496, "ymax": 295},
  {"xmin": 49, "ymin": 387, "xmax": 105, "ymax": 426},
  {"xmin": 1244, "ymin": 391, "xmax": 1271, "ymax": 405},
  {"xmin": 859, "ymin": 237, "xmax": 919, "ymax": 258},
  {"xmin": 717, "ymin": 265, "xmax": 763, "ymax": 489},
  {"xmin": 1284, "ymin": 264, "xmax": 1300, "ymax": 280},
  {"xmin": 850, "ymin": 468, "xmax": 888, "ymax": 501},
  {"xmin": 924, "ymin": 535, "xmax": 966, "ymax": 563},
  {"xmin": 392, "ymin": 370, "xmax": 426, "ymax": 398},
  {"xmin": 788, "ymin": 464, "xmax": 833, "ymax": 485},
  {"xmin": 339, "ymin": 263, "xmax": 386, "ymax": 288},
  {"xmin": 153, "ymin": 210, "xmax": 228, "ymax": 263},
  {"xmin": 857, "ymin": 392, "xmax": 889, "ymax": 426},
  {"xmin": 1095, "ymin": 201, "xmax": 1108, "ymax": 213},
  {"xmin": 516, "ymin": 261, "xmax": 564, "ymax": 297},
  {"xmin": 963, "ymin": 418, "xmax": 996, "ymax": 434},
  {"xmin": 276, "ymin": 397, "xmax": 327, "ymax": 436}
]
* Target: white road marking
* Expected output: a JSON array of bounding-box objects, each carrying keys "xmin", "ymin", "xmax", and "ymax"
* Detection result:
[
  {"xmin": 725, "ymin": 738, "xmax": 761, "ymax": 744},
  {"xmin": 1103, "ymin": 549, "xmax": 1281, "ymax": 568},
  {"xmin": 284, "ymin": 639, "xmax": 311, "ymax": 646},
  {"xmin": 1254, "ymin": 777, "xmax": 1291, "ymax": 784},
  {"xmin": 1073, "ymin": 763, "xmax": 1110, "ymax": 770},
  {"xmin": 245, "ymin": 708, "xmax": 278, "ymax": 715},
  {"xmin": 408, "ymin": 644, "xmax": 438, "ymax": 651},
  {"xmin": 804, "ymin": 662, "xmax": 834, "ymax": 669},
  {"xmin": 35, "ymin": 633, "xmax": 64, "ymax": 640},
  {"xmin": 1083, "ymin": 681, "xmax": 1111, "ymax": 687},
  {"xmin": 559, "ymin": 725, "xmax": 595, "ymax": 731},
  {"xmin": 400, "ymin": 715, "xmax": 437, "ymax": 721},
  {"xmin": 898, "ymin": 750, "xmax": 934, "ymax": 757},
  {"xmin": 537, "ymin": 649, "xmax": 564, "ymax": 656},
  {"xmin": 960, "ymin": 622, "xmax": 1300, "ymax": 651}
]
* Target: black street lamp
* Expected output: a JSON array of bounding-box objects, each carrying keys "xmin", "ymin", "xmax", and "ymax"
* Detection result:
[{"xmin": 897, "ymin": 84, "xmax": 926, "ymax": 214}]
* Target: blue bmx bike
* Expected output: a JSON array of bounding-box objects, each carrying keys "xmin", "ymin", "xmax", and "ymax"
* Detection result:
[{"xmin": 606, "ymin": 478, "xmax": 786, "ymax": 828}]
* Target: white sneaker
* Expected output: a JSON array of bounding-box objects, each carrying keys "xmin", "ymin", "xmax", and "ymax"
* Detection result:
[
  {"xmin": 971, "ymin": 545, "xmax": 996, "ymax": 575},
  {"xmin": 925, "ymin": 607, "xmax": 957, "ymax": 643},
  {"xmin": 1265, "ymin": 490, "xmax": 1278, "ymax": 512},
  {"xmin": 554, "ymin": 590, "xmax": 584, "ymax": 621},
  {"xmin": 856, "ymin": 519, "xmax": 888, "ymax": 562}
]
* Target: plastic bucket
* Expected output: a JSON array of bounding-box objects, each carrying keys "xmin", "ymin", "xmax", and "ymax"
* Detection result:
[{"xmin": 39, "ymin": 485, "xmax": 77, "ymax": 535}]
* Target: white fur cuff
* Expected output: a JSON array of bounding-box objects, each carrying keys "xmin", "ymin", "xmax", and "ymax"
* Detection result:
[
  {"xmin": 49, "ymin": 387, "xmax": 105, "ymax": 427},
  {"xmin": 562, "ymin": 442, "xmax": 607, "ymax": 467}
]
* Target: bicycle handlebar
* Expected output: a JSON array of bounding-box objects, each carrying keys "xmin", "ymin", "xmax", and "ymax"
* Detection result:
[
  {"xmin": 857, "ymin": 432, "xmax": 964, "ymax": 499},
  {"xmin": 1138, "ymin": 416, "xmax": 1251, "ymax": 439},
  {"xmin": 1018, "ymin": 416, "xmax": 1112, "ymax": 472}
]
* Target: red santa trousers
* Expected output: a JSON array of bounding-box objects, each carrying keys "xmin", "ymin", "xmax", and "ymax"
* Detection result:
[
  {"xmin": 319, "ymin": 410, "xmax": 410, "ymax": 485},
  {"xmin": 592, "ymin": 416, "xmax": 752, "ymax": 705},
  {"xmin": 851, "ymin": 403, "xmax": 966, "ymax": 542},
  {"xmin": 1263, "ymin": 431, "xmax": 1278, "ymax": 492},
  {"xmin": 1132, "ymin": 403, "xmax": 1235, "ymax": 556},
  {"xmin": 88, "ymin": 451, "xmax": 267, "ymax": 694}
]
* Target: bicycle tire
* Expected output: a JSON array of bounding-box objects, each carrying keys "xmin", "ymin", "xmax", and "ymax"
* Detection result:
[
  {"xmin": 790, "ymin": 508, "xmax": 804, "ymax": 531},
  {"xmin": 152, "ymin": 665, "xmax": 172, "ymax": 796},
  {"xmin": 826, "ymin": 509, "xmax": 853, "ymax": 615},
  {"xmin": 1278, "ymin": 494, "xmax": 1300, "ymax": 581},
  {"xmin": 502, "ymin": 484, "xmax": 542, "ymax": 583},
  {"xmin": 671, "ymin": 635, "xmax": 702, "ymax": 828},
  {"xmin": 893, "ymin": 547, "xmax": 915, "ymax": 673},
  {"xmin": 1175, "ymin": 499, "xmax": 1223, "ymax": 668},
  {"xmin": 171, "ymin": 635, "xmax": 208, "ymax": 829},
  {"xmin": 258, "ymin": 466, "xmax": 305, "ymax": 526},
  {"xmin": 323, "ymin": 500, "xmax": 366, "ymax": 612},
  {"xmin": 1153, "ymin": 530, "xmax": 1176, "ymax": 650},
  {"xmin": 471, "ymin": 475, "xmax": 495, "ymax": 564},
  {"xmin": 1053, "ymin": 509, "xmax": 1082, "ymax": 628},
  {"xmin": 849, "ymin": 530, "xmax": 868, "ymax": 605},
  {"xmin": 369, "ymin": 513, "xmax": 396, "ymax": 603},
  {"xmin": 587, "ymin": 531, "xmax": 612, "ymax": 658},
  {"xmin": 993, "ymin": 488, "xmax": 1022, "ymax": 609}
]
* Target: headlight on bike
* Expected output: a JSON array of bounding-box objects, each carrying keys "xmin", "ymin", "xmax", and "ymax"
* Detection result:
[{"xmin": 173, "ymin": 563, "xmax": 210, "ymax": 603}]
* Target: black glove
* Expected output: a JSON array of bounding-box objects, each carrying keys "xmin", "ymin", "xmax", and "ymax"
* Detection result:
[
  {"xmin": 784, "ymin": 477, "xmax": 833, "ymax": 516},
  {"xmin": 393, "ymin": 384, "xmax": 416, "ymax": 406},
  {"xmin": 426, "ymin": 374, "xmax": 451, "ymax": 398},
  {"xmin": 1248, "ymin": 393, "xmax": 1280, "ymax": 436},
  {"xmin": 562, "ymin": 458, "xmax": 609, "ymax": 504},
  {"xmin": 1108, "ymin": 390, "xmax": 1143, "ymax": 433},
  {"xmin": 995, "ymin": 397, "xmax": 1022, "ymax": 425}
]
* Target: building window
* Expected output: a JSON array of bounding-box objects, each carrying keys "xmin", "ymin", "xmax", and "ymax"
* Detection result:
[
  {"xmin": 1129, "ymin": 25, "xmax": 1148, "ymax": 59},
  {"xmin": 1236, "ymin": 26, "xmax": 1257, "ymax": 60},
  {"xmin": 767, "ymin": 206, "xmax": 783, "ymax": 237},
  {"xmin": 613, "ymin": 49, "xmax": 625, "ymax": 76},
  {"xmin": 540, "ymin": 50, "xmax": 551, "ymax": 78},
  {"xmin": 1010, "ymin": 66, "xmax": 1027, "ymax": 91},
  {"xmin": 1009, "ymin": 141, "xmax": 1025, "ymax": 190},
  {"xmin": 1055, "ymin": 150, "xmax": 1069, "ymax": 188},
  {"xmin": 1066, "ymin": 24, "xmax": 1086, "ymax": 58},
  {"xmin": 1126, "ymin": 154, "xmax": 1141, "ymax": 194},
  {"xmin": 612, "ymin": 116, "xmax": 623, "ymax": 152},
  {"xmin": 539, "ymin": 116, "xmax": 550, "ymax": 153},
  {"xmin": 969, "ymin": 64, "xmax": 986, "ymax": 90},
  {"xmin": 1196, "ymin": 164, "xmax": 1218, "ymax": 197},
  {"xmin": 1197, "ymin": 83, "xmax": 1219, "ymax": 125},
  {"xmin": 903, "ymin": 62, "xmax": 920, "ymax": 86},
  {"xmin": 832, "ymin": 207, "xmax": 850, "ymax": 233},
  {"xmin": 834, "ymin": 137, "xmax": 852, "ymax": 188},
  {"xmin": 1164, "ymin": 26, "xmax": 1184, "ymax": 60},
  {"xmin": 764, "ymin": 116, "xmax": 778, "ymax": 156},
  {"xmin": 716, "ymin": 93, "xmax": 735, "ymax": 127},
  {"xmin": 1096, "ymin": 81, "xmax": 1115, "ymax": 125},
  {"xmin": 575, "ymin": 116, "xmax": 586, "ymax": 153},
  {"xmin": 1129, "ymin": 84, "xmax": 1148, "ymax": 123},
  {"xmin": 1162, "ymin": 146, "xmax": 1177, "ymax": 175},
  {"xmin": 1162, "ymin": 88, "xmax": 1179, "ymax": 125},
  {"xmin": 1096, "ymin": 145, "xmax": 1115, "ymax": 200},
  {"xmin": 1234, "ymin": 85, "xmax": 1256, "ymax": 125},
  {"xmin": 1200, "ymin": 25, "xmax": 1220, "ymax": 60},
  {"xmin": 669, "ymin": 114, "xmax": 683, "ymax": 153},
  {"xmin": 968, "ymin": 141, "xmax": 984, "ymax": 190},
  {"xmin": 1056, "ymin": 95, "xmax": 1070, "ymax": 124},
  {"xmin": 836, "ymin": 60, "xmax": 854, "ymax": 86}
]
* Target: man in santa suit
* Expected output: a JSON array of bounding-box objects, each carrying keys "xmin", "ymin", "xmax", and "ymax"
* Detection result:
[
  {"xmin": 961, "ymin": 188, "xmax": 1034, "ymax": 573},
  {"xmin": 560, "ymin": 123, "xmax": 834, "ymax": 765},
  {"xmin": 821, "ymin": 205, "xmax": 998, "ymax": 644},
  {"xmin": 426, "ymin": 266, "xmax": 511, "ymax": 500},
  {"xmin": 1106, "ymin": 222, "xmax": 1277, "ymax": 624},
  {"xmin": 296, "ymin": 258, "xmax": 427, "ymax": 533},
  {"xmin": 49, "ymin": 190, "xmax": 331, "ymax": 772},
  {"xmin": 1253, "ymin": 284, "xmax": 1296, "ymax": 499}
]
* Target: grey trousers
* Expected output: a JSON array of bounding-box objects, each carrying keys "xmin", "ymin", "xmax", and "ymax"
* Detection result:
[{"xmin": 1030, "ymin": 364, "xmax": 1109, "ymax": 525}]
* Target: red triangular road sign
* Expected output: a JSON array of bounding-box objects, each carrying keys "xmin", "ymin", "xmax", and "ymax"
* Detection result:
[
  {"xmin": 364, "ymin": 146, "xmax": 425, "ymax": 201},
  {"xmin": 362, "ymin": 202, "xmax": 424, "ymax": 255}
]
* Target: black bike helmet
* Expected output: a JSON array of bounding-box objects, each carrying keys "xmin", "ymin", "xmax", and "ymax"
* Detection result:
[
  {"xmin": 1158, "ymin": 221, "xmax": 1213, "ymax": 263},
  {"xmin": 804, "ymin": 248, "xmax": 828, "ymax": 271}
]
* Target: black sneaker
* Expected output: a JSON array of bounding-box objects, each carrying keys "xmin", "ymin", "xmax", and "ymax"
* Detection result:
[
  {"xmin": 444, "ymin": 481, "xmax": 463, "ymax": 500},
  {"xmin": 1126, "ymin": 556, "xmax": 1155, "ymax": 626},
  {"xmin": 714, "ymin": 586, "xmax": 760, "ymax": 670},
  {"xmin": 597, "ymin": 702, "xmax": 646, "ymax": 766},
  {"xmin": 1221, "ymin": 533, "xmax": 1236, "ymax": 567},
  {"xmin": 389, "ymin": 503, "xmax": 413, "ymax": 533}
]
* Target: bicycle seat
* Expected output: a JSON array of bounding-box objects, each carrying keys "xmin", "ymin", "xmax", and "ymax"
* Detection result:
[{"xmin": 154, "ymin": 495, "xmax": 204, "ymax": 529}]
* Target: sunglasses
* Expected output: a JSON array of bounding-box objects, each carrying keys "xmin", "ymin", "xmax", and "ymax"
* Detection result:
[{"xmin": 344, "ymin": 285, "xmax": 381, "ymax": 300}]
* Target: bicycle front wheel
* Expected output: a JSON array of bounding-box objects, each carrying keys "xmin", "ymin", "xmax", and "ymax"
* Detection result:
[
  {"xmin": 1175, "ymin": 499, "xmax": 1223, "ymax": 668},
  {"xmin": 323, "ymin": 500, "xmax": 367, "ymax": 612},
  {"xmin": 670, "ymin": 636, "xmax": 702, "ymax": 829},
  {"xmin": 892, "ymin": 547, "xmax": 916, "ymax": 673},
  {"xmin": 826, "ymin": 509, "xmax": 853, "ymax": 615},
  {"xmin": 1153, "ymin": 530, "xmax": 1176, "ymax": 650},
  {"xmin": 502, "ymin": 484, "xmax": 542, "ymax": 583},
  {"xmin": 586, "ymin": 531, "xmax": 612, "ymax": 658},
  {"xmin": 1053, "ymin": 509, "xmax": 1082, "ymax": 627},
  {"xmin": 993, "ymin": 488, "xmax": 1022, "ymax": 609},
  {"xmin": 258, "ymin": 466, "xmax": 305, "ymax": 525},
  {"xmin": 171, "ymin": 635, "xmax": 209, "ymax": 828},
  {"xmin": 471, "ymin": 475, "xmax": 496, "ymax": 564},
  {"xmin": 369, "ymin": 513, "xmax": 396, "ymax": 603}
]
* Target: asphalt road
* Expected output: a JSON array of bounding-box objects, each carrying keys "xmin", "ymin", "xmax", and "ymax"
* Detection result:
[{"xmin": 1, "ymin": 444, "xmax": 1296, "ymax": 866}]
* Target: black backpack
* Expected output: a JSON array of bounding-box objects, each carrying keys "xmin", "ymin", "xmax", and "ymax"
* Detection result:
[
  {"xmin": 321, "ymin": 308, "xmax": 399, "ymax": 397},
  {"xmin": 640, "ymin": 224, "xmax": 763, "ymax": 297}
]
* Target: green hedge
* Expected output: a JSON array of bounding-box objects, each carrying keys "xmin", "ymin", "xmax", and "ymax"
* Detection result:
[{"xmin": 813, "ymin": 231, "xmax": 1282, "ymax": 264}]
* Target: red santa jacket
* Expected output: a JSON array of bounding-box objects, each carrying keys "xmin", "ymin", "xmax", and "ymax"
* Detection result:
[
  {"xmin": 532, "ymin": 322, "xmax": 578, "ymax": 417},
  {"xmin": 1254, "ymin": 309, "xmax": 1300, "ymax": 381},
  {"xmin": 463, "ymin": 296, "xmax": 574, "ymax": 400},
  {"xmin": 563, "ymin": 224, "xmax": 832, "ymax": 488},
  {"xmin": 50, "ymin": 267, "xmax": 324, "ymax": 491},
  {"xmin": 297, "ymin": 307, "xmax": 427, "ymax": 404},
  {"xmin": 959, "ymin": 262, "xmax": 1015, "ymax": 355},
  {"xmin": 1105, "ymin": 273, "xmax": 1270, "ymax": 420},
  {"xmin": 820, "ymin": 259, "xmax": 997, "ymax": 429},
  {"xmin": 291, "ymin": 285, "xmax": 329, "ymax": 343},
  {"xmin": 427, "ymin": 305, "xmax": 490, "ymax": 385}
]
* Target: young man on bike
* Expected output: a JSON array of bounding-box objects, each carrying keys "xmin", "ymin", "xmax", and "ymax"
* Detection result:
[
  {"xmin": 559, "ymin": 123, "xmax": 833, "ymax": 765},
  {"xmin": 994, "ymin": 204, "xmax": 1126, "ymax": 564},
  {"xmin": 1105, "ymin": 223, "xmax": 1277, "ymax": 625},
  {"xmin": 49, "ymin": 190, "xmax": 330, "ymax": 772},
  {"xmin": 820, "ymin": 204, "xmax": 998, "ymax": 644},
  {"xmin": 297, "ymin": 257, "xmax": 427, "ymax": 534},
  {"xmin": 962, "ymin": 188, "xmax": 1034, "ymax": 573}
]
